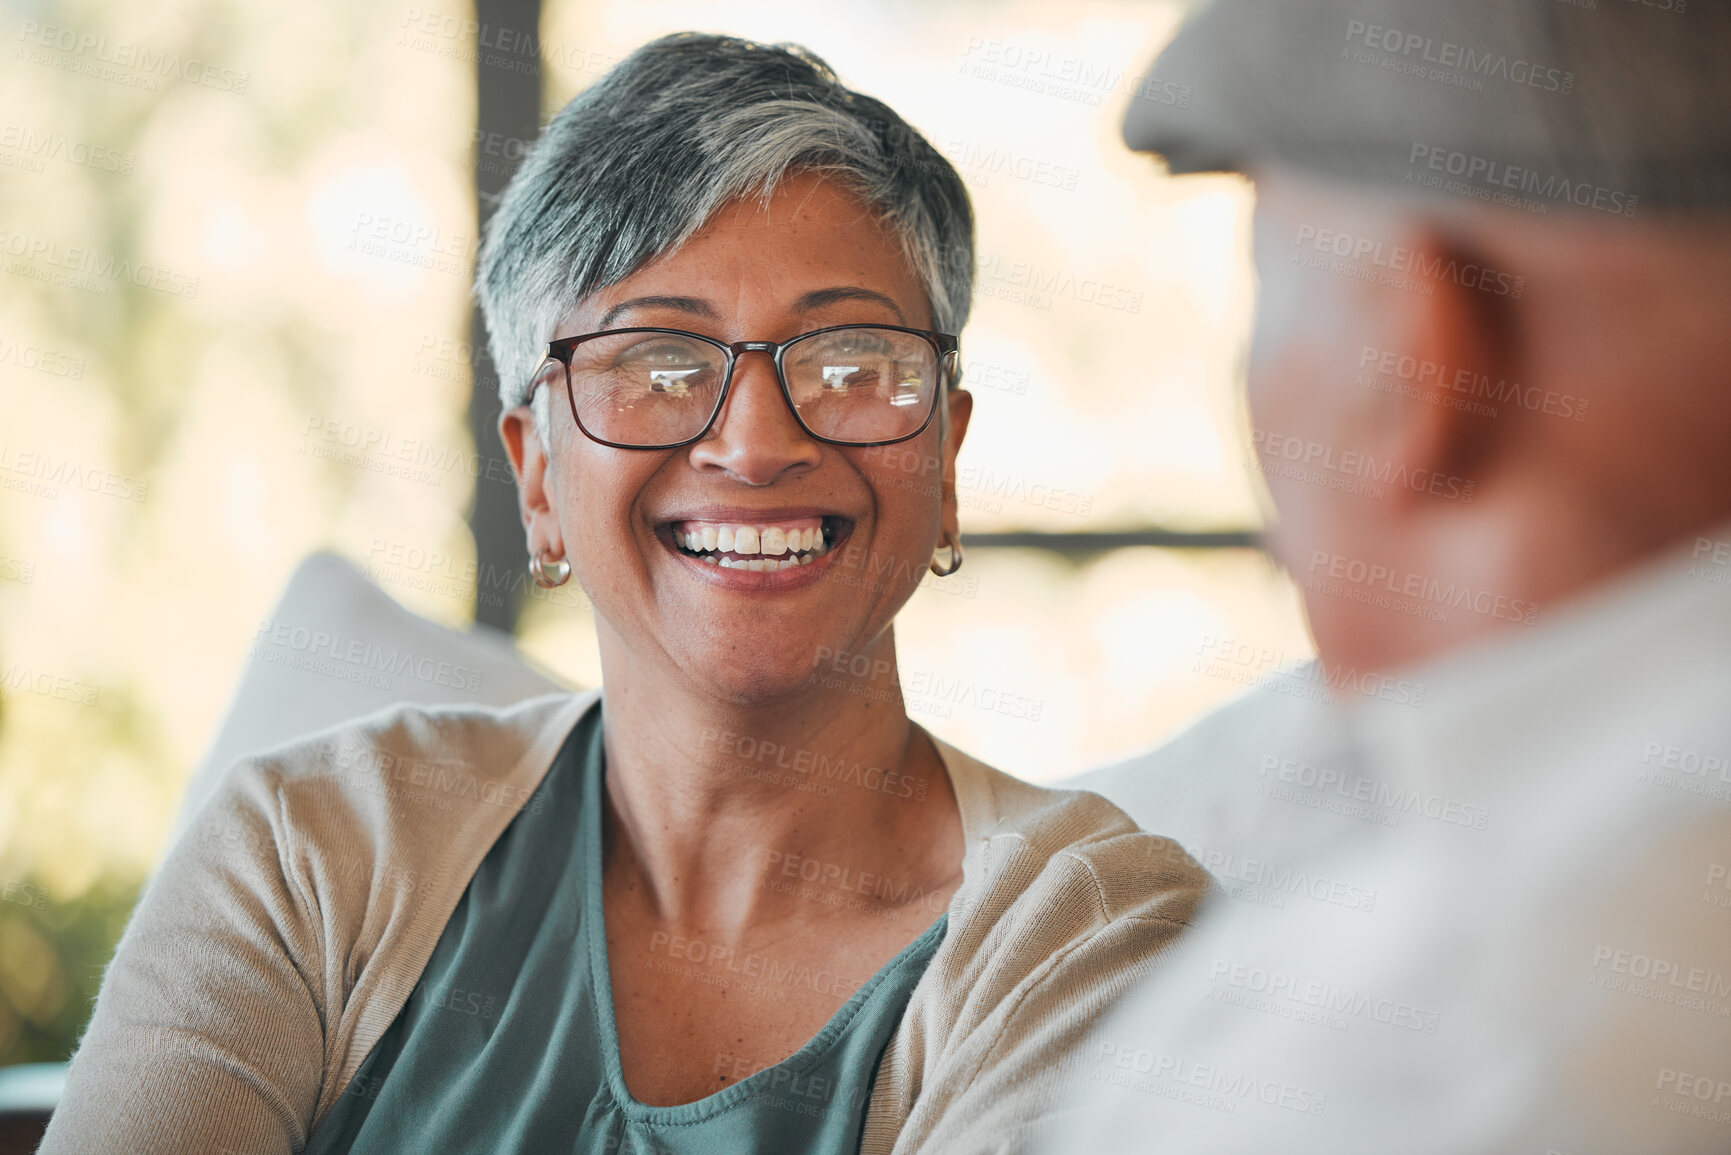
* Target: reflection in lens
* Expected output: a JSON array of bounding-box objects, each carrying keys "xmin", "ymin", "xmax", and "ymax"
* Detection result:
[
  {"xmin": 787, "ymin": 327, "xmax": 936, "ymax": 443},
  {"xmin": 567, "ymin": 331, "xmax": 725, "ymax": 445}
]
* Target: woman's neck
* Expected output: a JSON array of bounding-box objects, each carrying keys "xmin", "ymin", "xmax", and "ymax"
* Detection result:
[{"xmin": 592, "ymin": 628, "xmax": 963, "ymax": 933}]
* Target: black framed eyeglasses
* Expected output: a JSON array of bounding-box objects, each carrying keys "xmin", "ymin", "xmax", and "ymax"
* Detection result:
[{"xmin": 529, "ymin": 324, "xmax": 960, "ymax": 450}]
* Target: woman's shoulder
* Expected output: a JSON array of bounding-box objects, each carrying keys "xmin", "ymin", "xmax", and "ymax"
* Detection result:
[
  {"xmin": 202, "ymin": 690, "xmax": 593, "ymax": 828},
  {"xmin": 864, "ymin": 740, "xmax": 1213, "ymax": 1153},
  {"xmin": 173, "ymin": 689, "xmax": 598, "ymax": 919},
  {"xmin": 932, "ymin": 735, "xmax": 1211, "ymax": 929}
]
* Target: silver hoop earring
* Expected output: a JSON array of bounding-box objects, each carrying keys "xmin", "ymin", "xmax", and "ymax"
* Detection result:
[
  {"xmin": 528, "ymin": 550, "xmax": 571, "ymax": 588},
  {"xmin": 929, "ymin": 532, "xmax": 964, "ymax": 578}
]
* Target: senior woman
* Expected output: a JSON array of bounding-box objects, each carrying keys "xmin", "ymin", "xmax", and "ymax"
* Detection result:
[{"xmin": 42, "ymin": 33, "xmax": 1206, "ymax": 1155}]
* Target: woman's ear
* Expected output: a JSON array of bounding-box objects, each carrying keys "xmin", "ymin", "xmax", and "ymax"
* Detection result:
[
  {"xmin": 938, "ymin": 388, "xmax": 974, "ymax": 540},
  {"xmin": 499, "ymin": 406, "xmax": 565, "ymax": 561}
]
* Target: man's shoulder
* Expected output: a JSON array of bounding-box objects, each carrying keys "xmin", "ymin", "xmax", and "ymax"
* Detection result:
[{"xmin": 1067, "ymin": 677, "xmax": 1348, "ymax": 856}]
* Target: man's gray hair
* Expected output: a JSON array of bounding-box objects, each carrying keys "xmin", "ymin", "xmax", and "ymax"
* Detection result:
[{"xmin": 477, "ymin": 32, "xmax": 975, "ymax": 437}]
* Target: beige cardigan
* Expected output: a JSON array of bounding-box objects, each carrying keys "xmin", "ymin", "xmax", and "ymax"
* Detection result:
[{"xmin": 41, "ymin": 690, "xmax": 1209, "ymax": 1154}]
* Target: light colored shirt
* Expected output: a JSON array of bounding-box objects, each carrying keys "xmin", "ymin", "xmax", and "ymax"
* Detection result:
[
  {"xmin": 1064, "ymin": 532, "xmax": 1731, "ymax": 1153},
  {"xmin": 41, "ymin": 689, "xmax": 1208, "ymax": 1155}
]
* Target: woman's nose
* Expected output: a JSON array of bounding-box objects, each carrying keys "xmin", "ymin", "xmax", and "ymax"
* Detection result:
[{"xmin": 686, "ymin": 352, "xmax": 822, "ymax": 483}]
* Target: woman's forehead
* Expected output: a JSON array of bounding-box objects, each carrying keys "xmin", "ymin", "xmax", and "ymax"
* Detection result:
[{"xmin": 566, "ymin": 180, "xmax": 932, "ymax": 334}]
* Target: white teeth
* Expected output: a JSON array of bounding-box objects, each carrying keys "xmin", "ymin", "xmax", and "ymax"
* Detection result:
[{"xmin": 674, "ymin": 520, "xmax": 833, "ymax": 563}]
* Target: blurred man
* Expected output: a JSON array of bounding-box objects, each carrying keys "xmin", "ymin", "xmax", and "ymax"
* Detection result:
[{"xmin": 1062, "ymin": 1, "xmax": 1731, "ymax": 1150}]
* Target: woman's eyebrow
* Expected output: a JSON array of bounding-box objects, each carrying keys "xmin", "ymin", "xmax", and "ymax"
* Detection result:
[
  {"xmin": 595, "ymin": 288, "xmax": 907, "ymax": 330},
  {"xmin": 597, "ymin": 296, "xmax": 718, "ymax": 328},
  {"xmin": 795, "ymin": 287, "xmax": 907, "ymax": 322}
]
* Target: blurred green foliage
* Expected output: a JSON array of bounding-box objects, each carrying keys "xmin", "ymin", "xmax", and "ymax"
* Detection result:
[{"xmin": 0, "ymin": 875, "xmax": 141, "ymax": 1064}]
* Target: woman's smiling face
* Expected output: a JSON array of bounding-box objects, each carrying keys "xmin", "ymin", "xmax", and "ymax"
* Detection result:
[{"xmin": 502, "ymin": 173, "xmax": 972, "ymax": 704}]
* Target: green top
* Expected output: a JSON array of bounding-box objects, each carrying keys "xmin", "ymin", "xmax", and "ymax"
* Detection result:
[{"xmin": 305, "ymin": 701, "xmax": 946, "ymax": 1155}]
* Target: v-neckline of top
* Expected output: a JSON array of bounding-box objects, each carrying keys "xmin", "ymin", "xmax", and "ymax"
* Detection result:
[{"xmin": 574, "ymin": 706, "xmax": 947, "ymax": 1124}]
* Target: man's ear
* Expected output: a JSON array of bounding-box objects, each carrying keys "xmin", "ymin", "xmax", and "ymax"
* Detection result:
[
  {"xmin": 1369, "ymin": 228, "xmax": 1517, "ymax": 510},
  {"xmin": 499, "ymin": 406, "xmax": 565, "ymax": 560},
  {"xmin": 938, "ymin": 387, "xmax": 974, "ymax": 540}
]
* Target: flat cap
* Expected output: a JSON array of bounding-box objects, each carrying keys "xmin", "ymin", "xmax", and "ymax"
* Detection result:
[{"xmin": 1124, "ymin": 0, "xmax": 1731, "ymax": 213}]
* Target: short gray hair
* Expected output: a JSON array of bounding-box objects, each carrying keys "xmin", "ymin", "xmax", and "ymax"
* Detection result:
[{"xmin": 477, "ymin": 32, "xmax": 975, "ymax": 435}]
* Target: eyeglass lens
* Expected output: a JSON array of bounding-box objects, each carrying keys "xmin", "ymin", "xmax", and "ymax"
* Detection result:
[{"xmin": 544, "ymin": 326, "xmax": 940, "ymax": 447}]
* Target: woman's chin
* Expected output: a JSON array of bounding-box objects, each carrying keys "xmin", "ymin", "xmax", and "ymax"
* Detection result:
[{"xmin": 683, "ymin": 656, "xmax": 851, "ymax": 710}]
